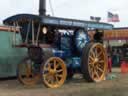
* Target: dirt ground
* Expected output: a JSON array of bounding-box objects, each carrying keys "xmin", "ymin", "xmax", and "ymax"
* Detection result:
[{"xmin": 0, "ymin": 68, "xmax": 128, "ymax": 96}]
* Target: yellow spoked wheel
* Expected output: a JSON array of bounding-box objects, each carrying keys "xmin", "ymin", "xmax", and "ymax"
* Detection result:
[
  {"xmin": 41, "ymin": 57, "xmax": 67, "ymax": 88},
  {"xmin": 81, "ymin": 43, "xmax": 107, "ymax": 82},
  {"xmin": 18, "ymin": 58, "xmax": 40, "ymax": 86}
]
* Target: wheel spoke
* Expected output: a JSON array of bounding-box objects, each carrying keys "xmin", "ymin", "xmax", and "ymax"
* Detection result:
[
  {"xmin": 97, "ymin": 64, "xmax": 104, "ymax": 71},
  {"xmin": 56, "ymin": 74, "xmax": 63, "ymax": 78},
  {"xmin": 26, "ymin": 64, "xmax": 32, "ymax": 78},
  {"xmin": 55, "ymin": 75, "xmax": 59, "ymax": 83},
  {"xmin": 44, "ymin": 64, "xmax": 51, "ymax": 71},
  {"xmin": 43, "ymin": 66, "xmax": 48, "ymax": 71},
  {"xmin": 53, "ymin": 60, "xmax": 57, "ymax": 70},
  {"xmin": 89, "ymin": 63, "xmax": 93, "ymax": 65},
  {"xmin": 90, "ymin": 50, "xmax": 96, "ymax": 58},
  {"xmin": 89, "ymin": 56, "xmax": 94, "ymax": 62},
  {"xmin": 89, "ymin": 65, "xmax": 94, "ymax": 76},
  {"xmin": 43, "ymin": 72, "xmax": 50, "ymax": 77},
  {"xmin": 89, "ymin": 63, "xmax": 94, "ymax": 69},
  {"xmin": 94, "ymin": 48, "xmax": 98, "ymax": 58},
  {"xmin": 98, "ymin": 60, "xmax": 104, "ymax": 63},
  {"xmin": 48, "ymin": 63, "xmax": 51, "ymax": 70},
  {"xmin": 56, "ymin": 69, "xmax": 63, "ymax": 73},
  {"xmin": 50, "ymin": 78, "xmax": 54, "ymax": 84},
  {"xmin": 45, "ymin": 74, "xmax": 53, "ymax": 83},
  {"xmin": 96, "ymin": 66, "xmax": 104, "ymax": 72},
  {"xmin": 97, "ymin": 51, "xmax": 102, "ymax": 58},
  {"xmin": 47, "ymin": 78, "xmax": 51, "ymax": 83},
  {"xmin": 91, "ymin": 69, "xmax": 95, "ymax": 78},
  {"xmin": 94, "ymin": 69, "xmax": 100, "ymax": 79}
]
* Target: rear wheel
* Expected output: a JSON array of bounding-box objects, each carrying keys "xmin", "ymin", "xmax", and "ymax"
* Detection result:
[
  {"xmin": 81, "ymin": 43, "xmax": 107, "ymax": 82},
  {"xmin": 41, "ymin": 57, "xmax": 67, "ymax": 88},
  {"xmin": 18, "ymin": 58, "xmax": 40, "ymax": 86}
]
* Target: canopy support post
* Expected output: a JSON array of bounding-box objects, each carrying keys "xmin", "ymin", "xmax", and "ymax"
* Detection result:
[
  {"xmin": 32, "ymin": 20, "xmax": 35, "ymax": 45},
  {"xmin": 25, "ymin": 21, "xmax": 31, "ymax": 44},
  {"xmin": 13, "ymin": 22, "xmax": 16, "ymax": 46},
  {"xmin": 36, "ymin": 24, "xmax": 41, "ymax": 46}
]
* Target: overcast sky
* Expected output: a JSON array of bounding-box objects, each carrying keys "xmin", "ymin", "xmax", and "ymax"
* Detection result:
[{"xmin": 0, "ymin": 0, "xmax": 127, "ymax": 27}]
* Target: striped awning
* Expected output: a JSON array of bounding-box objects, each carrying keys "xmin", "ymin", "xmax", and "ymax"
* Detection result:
[
  {"xmin": 104, "ymin": 29, "xmax": 128, "ymax": 40},
  {"xmin": 88, "ymin": 29, "xmax": 128, "ymax": 40}
]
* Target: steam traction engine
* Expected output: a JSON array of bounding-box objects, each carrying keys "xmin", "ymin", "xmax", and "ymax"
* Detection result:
[{"xmin": 3, "ymin": 0, "xmax": 113, "ymax": 88}]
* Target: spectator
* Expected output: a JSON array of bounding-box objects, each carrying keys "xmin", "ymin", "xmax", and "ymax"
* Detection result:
[
  {"xmin": 93, "ymin": 29, "xmax": 104, "ymax": 43},
  {"xmin": 108, "ymin": 55, "xmax": 112, "ymax": 72}
]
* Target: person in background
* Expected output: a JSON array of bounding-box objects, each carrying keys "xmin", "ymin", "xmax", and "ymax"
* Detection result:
[
  {"xmin": 93, "ymin": 29, "xmax": 104, "ymax": 44},
  {"xmin": 108, "ymin": 55, "xmax": 112, "ymax": 72},
  {"xmin": 117, "ymin": 49, "xmax": 121, "ymax": 66},
  {"xmin": 112, "ymin": 49, "xmax": 117, "ymax": 67}
]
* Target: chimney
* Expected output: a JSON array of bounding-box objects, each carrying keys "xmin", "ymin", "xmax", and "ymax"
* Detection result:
[{"xmin": 39, "ymin": 0, "xmax": 46, "ymax": 16}]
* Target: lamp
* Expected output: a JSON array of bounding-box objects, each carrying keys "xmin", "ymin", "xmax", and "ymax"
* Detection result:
[{"xmin": 42, "ymin": 27, "xmax": 47, "ymax": 34}]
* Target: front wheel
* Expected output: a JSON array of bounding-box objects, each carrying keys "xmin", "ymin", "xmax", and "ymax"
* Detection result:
[
  {"xmin": 81, "ymin": 43, "xmax": 107, "ymax": 82},
  {"xmin": 41, "ymin": 57, "xmax": 67, "ymax": 88}
]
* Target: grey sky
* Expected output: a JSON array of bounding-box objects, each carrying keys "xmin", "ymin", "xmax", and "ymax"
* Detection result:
[{"xmin": 0, "ymin": 0, "xmax": 127, "ymax": 27}]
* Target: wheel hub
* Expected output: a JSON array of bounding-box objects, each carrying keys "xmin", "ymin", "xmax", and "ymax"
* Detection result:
[
  {"xmin": 49, "ymin": 69, "xmax": 56, "ymax": 75},
  {"xmin": 94, "ymin": 58, "xmax": 99, "ymax": 64}
]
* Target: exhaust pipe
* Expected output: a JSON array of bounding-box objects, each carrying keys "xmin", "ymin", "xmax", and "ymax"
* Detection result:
[{"xmin": 39, "ymin": 0, "xmax": 46, "ymax": 16}]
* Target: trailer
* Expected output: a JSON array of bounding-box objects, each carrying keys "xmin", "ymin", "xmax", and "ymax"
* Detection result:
[{"xmin": 0, "ymin": 25, "xmax": 27, "ymax": 78}]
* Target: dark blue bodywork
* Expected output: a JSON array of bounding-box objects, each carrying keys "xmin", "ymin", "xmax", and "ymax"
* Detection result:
[{"xmin": 52, "ymin": 31, "xmax": 89, "ymax": 73}]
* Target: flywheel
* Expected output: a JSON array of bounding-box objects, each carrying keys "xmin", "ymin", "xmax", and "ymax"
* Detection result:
[{"xmin": 18, "ymin": 58, "xmax": 40, "ymax": 85}]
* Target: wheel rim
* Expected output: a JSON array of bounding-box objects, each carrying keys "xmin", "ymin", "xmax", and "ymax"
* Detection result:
[
  {"xmin": 18, "ymin": 59, "xmax": 40, "ymax": 85},
  {"xmin": 88, "ymin": 44, "xmax": 107, "ymax": 82},
  {"xmin": 42, "ymin": 57, "xmax": 67, "ymax": 88}
]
